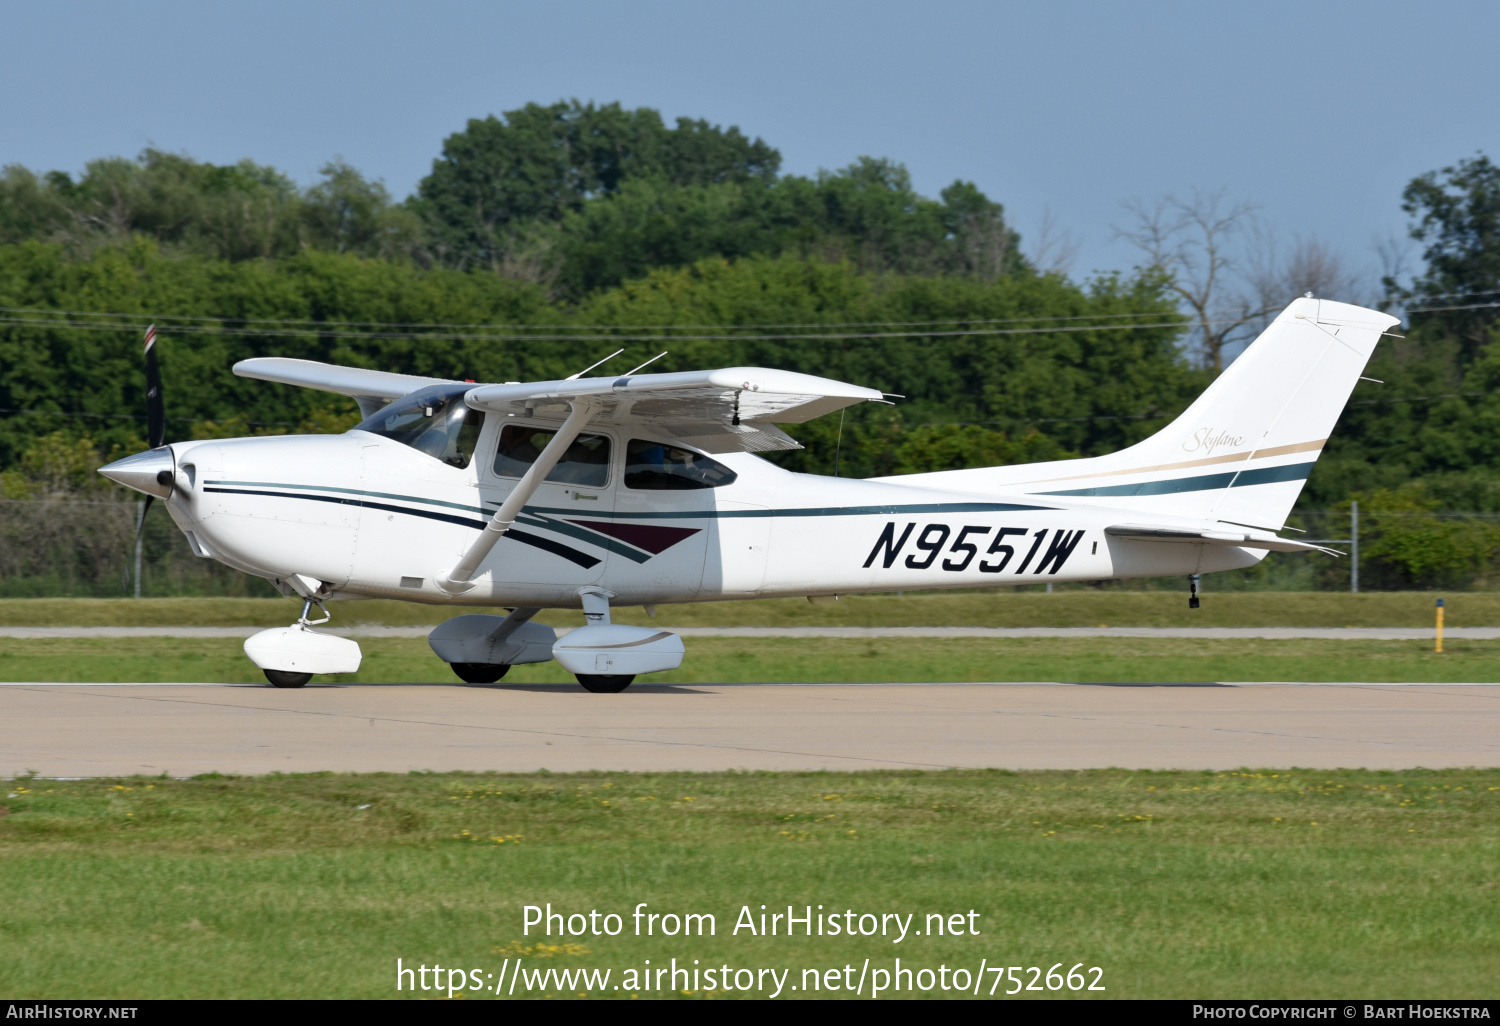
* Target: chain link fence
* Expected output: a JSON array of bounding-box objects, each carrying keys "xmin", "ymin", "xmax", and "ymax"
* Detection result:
[
  {"xmin": 0, "ymin": 498, "xmax": 275, "ymax": 597},
  {"xmin": 4, "ymin": 498, "xmax": 1500, "ymax": 597}
]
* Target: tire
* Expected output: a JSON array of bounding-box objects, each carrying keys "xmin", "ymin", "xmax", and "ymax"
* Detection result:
[
  {"xmin": 451, "ymin": 662, "xmax": 510, "ymax": 684},
  {"xmin": 576, "ymin": 673, "xmax": 635, "ymax": 693},
  {"xmin": 264, "ymin": 669, "xmax": 312, "ymax": 688}
]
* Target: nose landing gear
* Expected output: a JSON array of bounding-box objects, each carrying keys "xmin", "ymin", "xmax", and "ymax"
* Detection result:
[{"xmin": 244, "ymin": 590, "xmax": 363, "ymax": 687}]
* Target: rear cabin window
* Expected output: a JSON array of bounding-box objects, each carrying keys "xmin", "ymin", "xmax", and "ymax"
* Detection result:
[
  {"xmin": 625, "ymin": 439, "xmax": 738, "ymax": 490},
  {"xmin": 493, "ymin": 425, "xmax": 611, "ymax": 487},
  {"xmin": 355, "ymin": 386, "xmax": 483, "ymax": 469}
]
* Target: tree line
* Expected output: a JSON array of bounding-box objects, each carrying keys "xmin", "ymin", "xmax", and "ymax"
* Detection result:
[
  {"xmin": 0, "ymin": 101, "xmax": 1020, "ymax": 299},
  {"xmin": 1, "ymin": 101, "xmax": 1499, "ymax": 589}
]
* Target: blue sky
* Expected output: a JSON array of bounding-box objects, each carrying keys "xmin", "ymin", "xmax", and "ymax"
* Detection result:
[{"xmin": 3, "ymin": 0, "xmax": 1496, "ymax": 289}]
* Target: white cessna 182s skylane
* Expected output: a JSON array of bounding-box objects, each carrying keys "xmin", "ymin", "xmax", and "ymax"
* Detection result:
[{"xmin": 99, "ymin": 296, "xmax": 1397, "ymax": 691}]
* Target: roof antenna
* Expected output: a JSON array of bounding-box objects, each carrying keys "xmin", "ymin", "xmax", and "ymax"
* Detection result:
[
  {"xmin": 623, "ymin": 351, "xmax": 668, "ymax": 375},
  {"xmin": 566, "ymin": 348, "xmax": 625, "ymax": 380}
]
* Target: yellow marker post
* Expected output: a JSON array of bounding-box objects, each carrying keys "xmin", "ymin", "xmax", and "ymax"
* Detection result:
[{"xmin": 1435, "ymin": 597, "xmax": 1444, "ymax": 653}]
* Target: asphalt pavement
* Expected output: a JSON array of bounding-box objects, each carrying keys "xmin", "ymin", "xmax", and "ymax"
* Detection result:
[{"xmin": 3, "ymin": 681, "xmax": 1495, "ymax": 776}]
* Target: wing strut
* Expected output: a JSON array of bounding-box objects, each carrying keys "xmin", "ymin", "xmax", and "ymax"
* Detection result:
[{"xmin": 435, "ymin": 402, "xmax": 598, "ymax": 595}]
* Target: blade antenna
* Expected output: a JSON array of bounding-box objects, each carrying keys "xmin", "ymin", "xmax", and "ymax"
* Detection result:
[
  {"xmin": 566, "ymin": 348, "xmax": 625, "ymax": 381},
  {"xmin": 622, "ymin": 351, "xmax": 668, "ymax": 375}
]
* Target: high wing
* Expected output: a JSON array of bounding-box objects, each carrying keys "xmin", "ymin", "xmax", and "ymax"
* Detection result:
[
  {"xmin": 465, "ymin": 367, "xmax": 884, "ymax": 453},
  {"xmin": 233, "ymin": 357, "xmax": 458, "ymax": 418},
  {"xmin": 232, "ymin": 359, "xmax": 883, "ymax": 452},
  {"xmin": 1104, "ymin": 523, "xmax": 1340, "ymax": 555}
]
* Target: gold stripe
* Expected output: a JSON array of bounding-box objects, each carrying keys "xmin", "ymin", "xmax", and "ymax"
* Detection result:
[
  {"xmin": 1015, "ymin": 438, "xmax": 1327, "ymax": 486},
  {"xmin": 1248, "ymin": 439, "xmax": 1326, "ymax": 460}
]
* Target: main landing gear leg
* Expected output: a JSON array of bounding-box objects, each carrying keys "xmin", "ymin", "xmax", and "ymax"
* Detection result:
[
  {"xmin": 573, "ymin": 588, "xmax": 636, "ymax": 693},
  {"xmin": 1188, "ymin": 574, "xmax": 1201, "ymax": 610}
]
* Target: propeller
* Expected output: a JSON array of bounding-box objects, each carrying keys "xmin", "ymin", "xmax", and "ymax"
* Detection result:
[
  {"xmin": 144, "ymin": 323, "xmax": 166, "ymax": 449},
  {"xmin": 128, "ymin": 324, "xmax": 167, "ymax": 595}
]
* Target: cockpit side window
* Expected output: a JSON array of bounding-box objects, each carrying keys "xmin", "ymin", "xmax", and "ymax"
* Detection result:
[
  {"xmin": 493, "ymin": 425, "xmax": 611, "ymax": 487},
  {"xmin": 354, "ymin": 385, "xmax": 484, "ymax": 469},
  {"xmin": 625, "ymin": 439, "xmax": 738, "ymax": 490}
]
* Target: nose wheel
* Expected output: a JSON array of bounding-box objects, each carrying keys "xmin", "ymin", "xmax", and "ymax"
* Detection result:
[
  {"xmin": 264, "ymin": 669, "xmax": 312, "ymax": 688},
  {"xmin": 245, "ymin": 590, "xmax": 362, "ymax": 687}
]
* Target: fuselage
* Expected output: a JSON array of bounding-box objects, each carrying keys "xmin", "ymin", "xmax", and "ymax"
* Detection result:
[{"xmin": 156, "ymin": 418, "xmax": 1261, "ymax": 610}]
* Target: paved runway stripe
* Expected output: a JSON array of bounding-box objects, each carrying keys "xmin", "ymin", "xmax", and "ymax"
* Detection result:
[{"xmin": 4, "ymin": 682, "xmax": 1496, "ymax": 774}]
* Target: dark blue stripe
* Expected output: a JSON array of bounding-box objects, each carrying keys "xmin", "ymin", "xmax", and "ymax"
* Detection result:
[
  {"xmin": 514, "ymin": 511, "xmax": 652, "ymax": 564},
  {"xmin": 519, "ymin": 501, "xmax": 1056, "ymax": 520},
  {"xmin": 506, "ymin": 529, "xmax": 601, "ymax": 569},
  {"xmin": 203, "ymin": 487, "xmax": 600, "ymax": 569},
  {"xmin": 208, "ymin": 479, "xmax": 487, "ymax": 516},
  {"xmin": 1038, "ymin": 462, "xmax": 1315, "ymax": 498},
  {"xmin": 205, "ymin": 486, "xmax": 485, "ymax": 529},
  {"xmin": 207, "ymin": 480, "xmax": 1055, "ymax": 521}
]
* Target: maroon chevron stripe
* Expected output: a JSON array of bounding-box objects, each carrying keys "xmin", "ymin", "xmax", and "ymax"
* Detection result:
[{"xmin": 567, "ymin": 519, "xmax": 701, "ymax": 555}]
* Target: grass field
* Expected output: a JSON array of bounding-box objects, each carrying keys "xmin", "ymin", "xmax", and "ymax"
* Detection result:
[
  {"xmin": 0, "ymin": 635, "xmax": 1496, "ymax": 683},
  {"xmin": 1, "ymin": 769, "xmax": 1495, "ymax": 999},
  {"xmin": 0, "ymin": 590, "xmax": 1489, "ymax": 628}
]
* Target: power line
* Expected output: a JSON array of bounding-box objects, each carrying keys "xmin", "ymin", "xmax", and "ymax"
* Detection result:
[
  {"xmin": 914, "ymin": 387, "xmax": 1500, "ymax": 430},
  {"xmin": 1348, "ymin": 391, "xmax": 1491, "ymax": 407},
  {"xmin": 1406, "ymin": 301, "xmax": 1500, "ymax": 314},
  {"xmin": 0, "ymin": 304, "xmax": 1187, "ymax": 333},
  {"xmin": 0, "ymin": 313, "xmax": 1194, "ymax": 344},
  {"xmin": 1399, "ymin": 288, "xmax": 1500, "ymax": 304},
  {"xmin": 0, "ymin": 406, "xmax": 298, "ymax": 427}
]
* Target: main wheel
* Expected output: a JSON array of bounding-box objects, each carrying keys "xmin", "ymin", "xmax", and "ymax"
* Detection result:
[
  {"xmin": 451, "ymin": 662, "xmax": 510, "ymax": 684},
  {"xmin": 576, "ymin": 673, "xmax": 635, "ymax": 693},
  {"xmin": 264, "ymin": 669, "xmax": 312, "ymax": 688}
]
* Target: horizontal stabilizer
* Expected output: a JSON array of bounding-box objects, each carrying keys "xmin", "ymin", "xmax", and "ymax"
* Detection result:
[{"xmin": 1105, "ymin": 523, "xmax": 1340, "ymax": 556}]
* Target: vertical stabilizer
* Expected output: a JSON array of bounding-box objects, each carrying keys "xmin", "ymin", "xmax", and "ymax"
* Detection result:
[{"xmin": 883, "ymin": 297, "xmax": 1400, "ymax": 530}]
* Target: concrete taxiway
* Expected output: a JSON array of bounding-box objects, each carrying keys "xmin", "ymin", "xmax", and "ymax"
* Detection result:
[{"xmin": 2, "ymin": 681, "xmax": 1497, "ymax": 776}]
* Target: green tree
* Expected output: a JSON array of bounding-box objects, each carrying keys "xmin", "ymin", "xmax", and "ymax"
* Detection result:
[
  {"xmin": 892, "ymin": 425, "xmax": 1073, "ymax": 474},
  {"xmin": 0, "ymin": 150, "xmax": 305, "ymax": 261},
  {"xmin": 411, "ymin": 101, "xmax": 779, "ymax": 272},
  {"xmin": 1352, "ymin": 486, "xmax": 1500, "ymax": 590},
  {"xmin": 552, "ymin": 160, "xmax": 1025, "ymax": 296},
  {"xmin": 1400, "ymin": 153, "xmax": 1500, "ymax": 359},
  {"xmin": 299, "ymin": 161, "xmax": 423, "ymax": 260},
  {"xmin": 1305, "ymin": 152, "xmax": 1500, "ymax": 508}
]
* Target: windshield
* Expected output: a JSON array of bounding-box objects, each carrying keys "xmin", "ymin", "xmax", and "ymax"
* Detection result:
[{"xmin": 354, "ymin": 385, "xmax": 484, "ymax": 469}]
